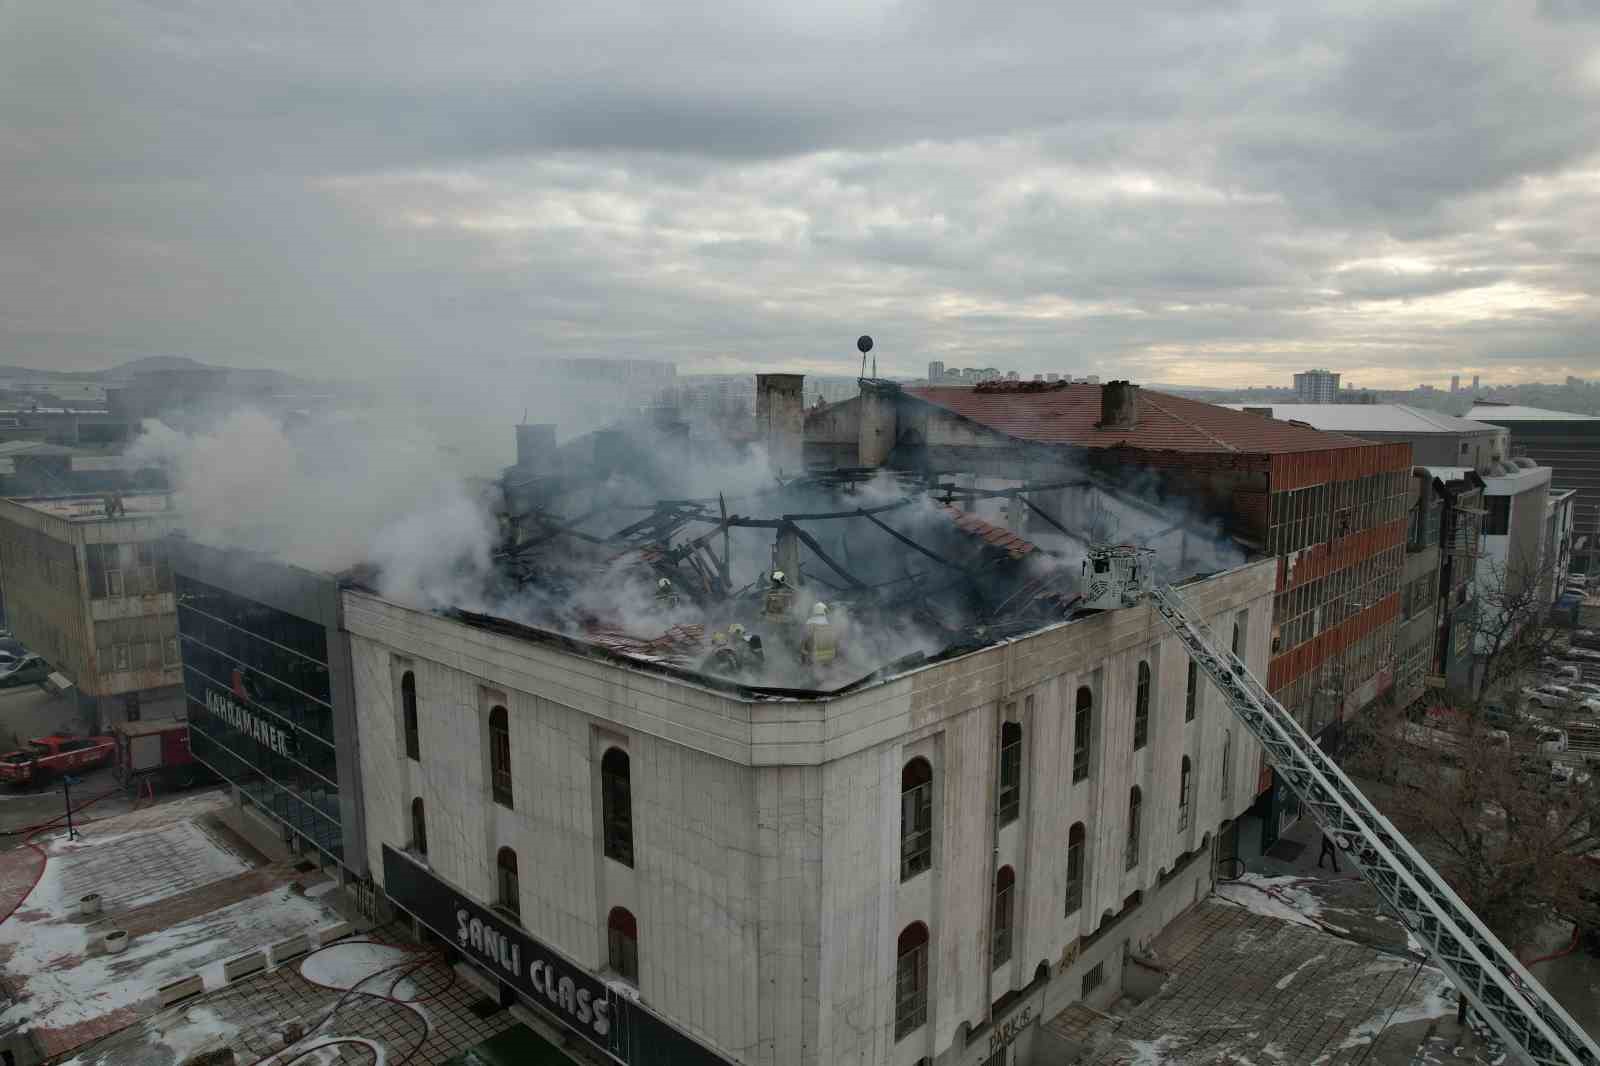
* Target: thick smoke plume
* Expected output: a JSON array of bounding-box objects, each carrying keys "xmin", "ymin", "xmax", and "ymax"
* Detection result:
[{"xmin": 129, "ymin": 408, "xmax": 496, "ymax": 608}]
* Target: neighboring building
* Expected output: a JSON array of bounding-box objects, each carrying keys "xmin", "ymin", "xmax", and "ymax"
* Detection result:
[
  {"xmin": 1451, "ymin": 375, "xmax": 1461, "ymax": 395},
  {"xmin": 1474, "ymin": 460, "xmax": 1554, "ymax": 684},
  {"xmin": 170, "ymin": 537, "xmax": 368, "ymax": 878},
  {"xmin": 0, "ymin": 440, "xmax": 163, "ymax": 497},
  {"xmin": 347, "ymin": 560, "xmax": 1274, "ymax": 1066},
  {"xmin": 1541, "ymin": 488, "xmax": 1577, "ymax": 607},
  {"xmin": 1472, "ymin": 375, "xmax": 1480, "ymax": 393},
  {"xmin": 1293, "ymin": 369, "xmax": 1340, "ymax": 403},
  {"xmin": 1396, "ymin": 468, "xmax": 1486, "ymax": 705},
  {"xmin": 0, "ymin": 493, "xmax": 183, "ymax": 729},
  {"xmin": 1468, "ymin": 403, "xmax": 1600, "ymax": 579},
  {"xmin": 0, "ymin": 405, "xmax": 131, "ymax": 447},
  {"xmin": 805, "ymin": 380, "xmax": 1410, "ymax": 850},
  {"xmin": 928, "ymin": 360, "xmax": 945, "ymax": 382},
  {"xmin": 1224, "ymin": 404, "xmax": 1505, "ymax": 468}
]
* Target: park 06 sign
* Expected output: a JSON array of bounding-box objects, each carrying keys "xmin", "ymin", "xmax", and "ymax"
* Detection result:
[{"xmin": 381, "ymin": 846, "xmax": 731, "ymax": 1066}]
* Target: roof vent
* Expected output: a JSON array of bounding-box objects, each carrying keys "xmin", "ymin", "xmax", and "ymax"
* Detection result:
[{"xmin": 1098, "ymin": 380, "xmax": 1139, "ymax": 429}]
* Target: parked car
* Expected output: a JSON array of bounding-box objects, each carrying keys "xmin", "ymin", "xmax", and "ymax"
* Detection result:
[
  {"xmin": 1523, "ymin": 685, "xmax": 1575, "ymax": 710},
  {"xmin": 0, "ymin": 733, "xmax": 115, "ymax": 786},
  {"xmin": 0, "ymin": 655, "xmax": 50, "ymax": 689},
  {"xmin": 1541, "ymin": 659, "xmax": 1582, "ymax": 681},
  {"xmin": 1563, "ymin": 647, "xmax": 1600, "ymax": 664}
]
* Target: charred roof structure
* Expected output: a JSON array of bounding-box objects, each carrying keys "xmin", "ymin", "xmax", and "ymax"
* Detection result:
[{"xmin": 805, "ymin": 373, "xmax": 1413, "ymax": 830}]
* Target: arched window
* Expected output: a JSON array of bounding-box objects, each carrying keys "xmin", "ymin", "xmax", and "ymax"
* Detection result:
[
  {"xmin": 1133, "ymin": 662, "xmax": 1151, "ymax": 750},
  {"xmin": 1184, "ymin": 660, "xmax": 1198, "ymax": 723},
  {"xmin": 601, "ymin": 748, "xmax": 634, "ymax": 867},
  {"xmin": 410, "ymin": 796, "xmax": 427, "ymax": 857},
  {"xmin": 1221, "ymin": 730, "xmax": 1233, "ymax": 801},
  {"xmin": 607, "ymin": 906, "xmax": 639, "ymax": 983},
  {"xmin": 997, "ymin": 721, "xmax": 1022, "ymax": 826},
  {"xmin": 1178, "ymin": 756, "xmax": 1193, "ymax": 831},
  {"xmin": 1072, "ymin": 686, "xmax": 1093, "ymax": 783},
  {"xmin": 1065, "ymin": 822, "xmax": 1086, "ymax": 916},
  {"xmin": 901, "ymin": 758, "xmax": 934, "ymax": 880},
  {"xmin": 895, "ymin": 922, "xmax": 930, "ymax": 1039},
  {"xmin": 402, "ymin": 671, "xmax": 419, "ymax": 761},
  {"xmin": 489, "ymin": 705, "xmax": 513, "ymax": 809},
  {"xmin": 1125, "ymin": 786, "xmax": 1142, "ymax": 871},
  {"xmin": 497, "ymin": 847, "xmax": 520, "ymax": 918},
  {"xmin": 991, "ymin": 866, "xmax": 1015, "ymax": 969}
]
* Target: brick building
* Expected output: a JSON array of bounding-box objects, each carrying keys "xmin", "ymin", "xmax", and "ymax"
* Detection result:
[{"xmin": 806, "ymin": 379, "xmax": 1411, "ymax": 847}]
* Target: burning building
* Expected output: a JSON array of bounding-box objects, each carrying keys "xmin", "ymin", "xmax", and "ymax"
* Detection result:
[
  {"xmin": 806, "ymin": 377, "xmax": 1411, "ymax": 850},
  {"xmin": 143, "ymin": 377, "xmax": 1315, "ymax": 1065}
]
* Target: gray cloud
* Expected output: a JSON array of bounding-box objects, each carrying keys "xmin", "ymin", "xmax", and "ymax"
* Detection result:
[{"xmin": 2, "ymin": 0, "xmax": 1598, "ymax": 398}]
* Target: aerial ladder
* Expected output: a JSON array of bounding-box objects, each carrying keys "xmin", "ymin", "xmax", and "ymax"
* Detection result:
[{"xmin": 1086, "ymin": 547, "xmax": 1598, "ymax": 1066}]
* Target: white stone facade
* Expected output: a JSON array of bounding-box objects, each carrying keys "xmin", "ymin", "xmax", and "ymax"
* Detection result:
[{"xmin": 345, "ymin": 558, "xmax": 1274, "ymax": 1066}]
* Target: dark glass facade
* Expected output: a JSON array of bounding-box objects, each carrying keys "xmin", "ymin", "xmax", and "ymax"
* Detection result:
[{"xmin": 177, "ymin": 573, "xmax": 343, "ymax": 861}]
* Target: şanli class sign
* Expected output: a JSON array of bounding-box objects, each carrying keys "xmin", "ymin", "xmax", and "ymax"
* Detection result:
[{"xmin": 382, "ymin": 846, "xmax": 621, "ymax": 1052}]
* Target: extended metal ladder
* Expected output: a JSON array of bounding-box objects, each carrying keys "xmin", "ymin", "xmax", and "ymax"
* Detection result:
[{"xmin": 1150, "ymin": 583, "xmax": 1599, "ymax": 1066}]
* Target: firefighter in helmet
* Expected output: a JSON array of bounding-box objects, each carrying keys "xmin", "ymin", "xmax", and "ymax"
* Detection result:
[
  {"xmin": 655, "ymin": 576, "xmax": 678, "ymax": 609},
  {"xmin": 703, "ymin": 630, "xmax": 741, "ymax": 674},
  {"xmin": 800, "ymin": 602, "xmax": 838, "ymax": 667},
  {"xmin": 763, "ymin": 570, "xmax": 794, "ymax": 622}
]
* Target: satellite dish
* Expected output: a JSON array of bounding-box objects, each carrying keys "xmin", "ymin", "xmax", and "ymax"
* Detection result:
[{"xmin": 857, "ymin": 335, "xmax": 874, "ymax": 354}]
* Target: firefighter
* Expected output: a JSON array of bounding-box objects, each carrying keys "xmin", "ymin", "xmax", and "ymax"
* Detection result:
[
  {"xmin": 763, "ymin": 570, "xmax": 794, "ymax": 621},
  {"xmin": 703, "ymin": 630, "xmax": 740, "ymax": 674},
  {"xmin": 655, "ymin": 577, "xmax": 678, "ymax": 609},
  {"xmin": 800, "ymin": 602, "xmax": 838, "ymax": 667},
  {"xmin": 729, "ymin": 623, "xmax": 764, "ymax": 672}
]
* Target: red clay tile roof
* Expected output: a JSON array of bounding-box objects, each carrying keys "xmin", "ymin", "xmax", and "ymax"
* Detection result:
[
  {"xmin": 903, "ymin": 383, "xmax": 1367, "ymax": 455},
  {"xmin": 941, "ymin": 504, "xmax": 1036, "ymax": 560}
]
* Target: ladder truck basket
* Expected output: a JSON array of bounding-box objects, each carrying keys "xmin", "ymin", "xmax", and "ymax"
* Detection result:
[{"xmin": 1150, "ymin": 581, "xmax": 1599, "ymax": 1066}]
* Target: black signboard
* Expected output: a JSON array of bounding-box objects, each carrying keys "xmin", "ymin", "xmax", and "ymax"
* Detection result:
[{"xmin": 382, "ymin": 845, "xmax": 732, "ymax": 1066}]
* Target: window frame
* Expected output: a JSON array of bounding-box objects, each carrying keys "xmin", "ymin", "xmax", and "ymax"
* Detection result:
[
  {"xmin": 489, "ymin": 705, "xmax": 513, "ymax": 809},
  {"xmin": 1178, "ymin": 756, "xmax": 1192, "ymax": 831},
  {"xmin": 895, "ymin": 923, "xmax": 930, "ymax": 1040},
  {"xmin": 496, "ymin": 846, "xmax": 520, "ymax": 918},
  {"xmin": 1065, "ymin": 822, "xmax": 1086, "ymax": 916},
  {"xmin": 1184, "ymin": 660, "xmax": 1197, "ymax": 722},
  {"xmin": 1125, "ymin": 786, "xmax": 1142, "ymax": 871},
  {"xmin": 901, "ymin": 757, "xmax": 934, "ymax": 881},
  {"xmin": 601, "ymin": 747, "xmax": 635, "ymax": 868},
  {"xmin": 1133, "ymin": 661, "xmax": 1151, "ymax": 750},
  {"xmin": 410, "ymin": 796, "xmax": 427, "ymax": 857},
  {"xmin": 401, "ymin": 671, "xmax": 419, "ymax": 762},
  {"xmin": 607, "ymin": 906, "xmax": 639, "ymax": 983},
  {"xmin": 1072, "ymin": 686, "xmax": 1093, "ymax": 783},
  {"xmin": 991, "ymin": 866, "xmax": 1015, "ymax": 969},
  {"xmin": 996, "ymin": 721, "xmax": 1022, "ymax": 827}
]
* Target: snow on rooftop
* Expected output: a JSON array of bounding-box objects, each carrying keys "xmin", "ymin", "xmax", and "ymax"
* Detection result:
[{"xmin": 0, "ymin": 797, "xmax": 341, "ymax": 1058}]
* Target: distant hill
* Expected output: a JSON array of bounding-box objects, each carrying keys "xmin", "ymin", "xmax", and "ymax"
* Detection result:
[{"xmin": 0, "ymin": 356, "xmax": 312, "ymax": 392}]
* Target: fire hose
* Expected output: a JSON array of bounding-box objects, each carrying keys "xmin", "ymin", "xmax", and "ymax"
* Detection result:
[{"xmin": 250, "ymin": 935, "xmax": 458, "ymax": 1066}]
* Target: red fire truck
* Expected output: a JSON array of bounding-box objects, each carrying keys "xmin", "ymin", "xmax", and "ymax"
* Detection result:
[
  {"xmin": 0, "ymin": 733, "xmax": 116, "ymax": 787},
  {"xmin": 110, "ymin": 718, "xmax": 204, "ymax": 790}
]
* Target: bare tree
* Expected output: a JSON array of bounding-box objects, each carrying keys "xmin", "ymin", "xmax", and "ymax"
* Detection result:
[
  {"xmin": 1466, "ymin": 547, "xmax": 1567, "ymax": 704},
  {"xmin": 1346, "ymin": 699, "xmax": 1600, "ymax": 1021}
]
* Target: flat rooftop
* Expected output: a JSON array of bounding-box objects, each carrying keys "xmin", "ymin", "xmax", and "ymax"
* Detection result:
[{"xmin": 10, "ymin": 493, "xmax": 175, "ymax": 521}]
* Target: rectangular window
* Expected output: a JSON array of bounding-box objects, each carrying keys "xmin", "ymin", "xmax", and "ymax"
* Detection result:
[
  {"xmin": 1073, "ymin": 692, "xmax": 1092, "ymax": 784},
  {"xmin": 1132, "ymin": 663, "xmax": 1151, "ymax": 751},
  {"xmin": 163, "ymin": 636, "xmax": 180, "ymax": 667},
  {"xmin": 1484, "ymin": 495, "xmax": 1510, "ymax": 536},
  {"xmin": 1184, "ymin": 661, "xmax": 1197, "ymax": 722},
  {"xmin": 895, "ymin": 940, "xmax": 929, "ymax": 1039},
  {"xmin": 991, "ymin": 874, "xmax": 1014, "ymax": 969},
  {"xmin": 997, "ymin": 722, "xmax": 1022, "ymax": 827},
  {"xmin": 1081, "ymin": 961, "xmax": 1104, "ymax": 997},
  {"xmin": 901, "ymin": 779, "xmax": 934, "ymax": 880},
  {"xmin": 1065, "ymin": 829, "xmax": 1085, "ymax": 916}
]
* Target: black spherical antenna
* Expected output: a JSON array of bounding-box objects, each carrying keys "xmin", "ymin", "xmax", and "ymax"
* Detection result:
[{"xmin": 857, "ymin": 335, "xmax": 874, "ymax": 354}]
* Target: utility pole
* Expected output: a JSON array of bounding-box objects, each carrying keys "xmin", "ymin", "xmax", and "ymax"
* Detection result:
[{"xmin": 62, "ymin": 774, "xmax": 81, "ymax": 841}]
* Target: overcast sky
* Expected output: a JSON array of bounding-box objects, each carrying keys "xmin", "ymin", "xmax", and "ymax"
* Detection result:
[{"xmin": 4, "ymin": 1, "xmax": 1598, "ymax": 391}]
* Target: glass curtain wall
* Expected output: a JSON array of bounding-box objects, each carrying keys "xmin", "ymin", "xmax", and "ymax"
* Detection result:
[{"xmin": 176, "ymin": 574, "xmax": 342, "ymax": 861}]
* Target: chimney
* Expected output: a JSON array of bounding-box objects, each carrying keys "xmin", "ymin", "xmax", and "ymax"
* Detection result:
[
  {"xmin": 1099, "ymin": 380, "xmax": 1139, "ymax": 429},
  {"xmin": 515, "ymin": 423, "xmax": 556, "ymax": 471},
  {"xmin": 857, "ymin": 381, "xmax": 900, "ymax": 467},
  {"xmin": 756, "ymin": 373, "xmax": 806, "ymax": 475}
]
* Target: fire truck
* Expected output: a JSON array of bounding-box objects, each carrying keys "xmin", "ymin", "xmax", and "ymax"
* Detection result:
[{"xmin": 0, "ymin": 733, "xmax": 116, "ymax": 787}]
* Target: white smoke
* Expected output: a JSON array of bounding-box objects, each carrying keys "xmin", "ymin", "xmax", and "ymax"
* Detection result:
[{"xmin": 129, "ymin": 408, "xmax": 495, "ymax": 606}]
